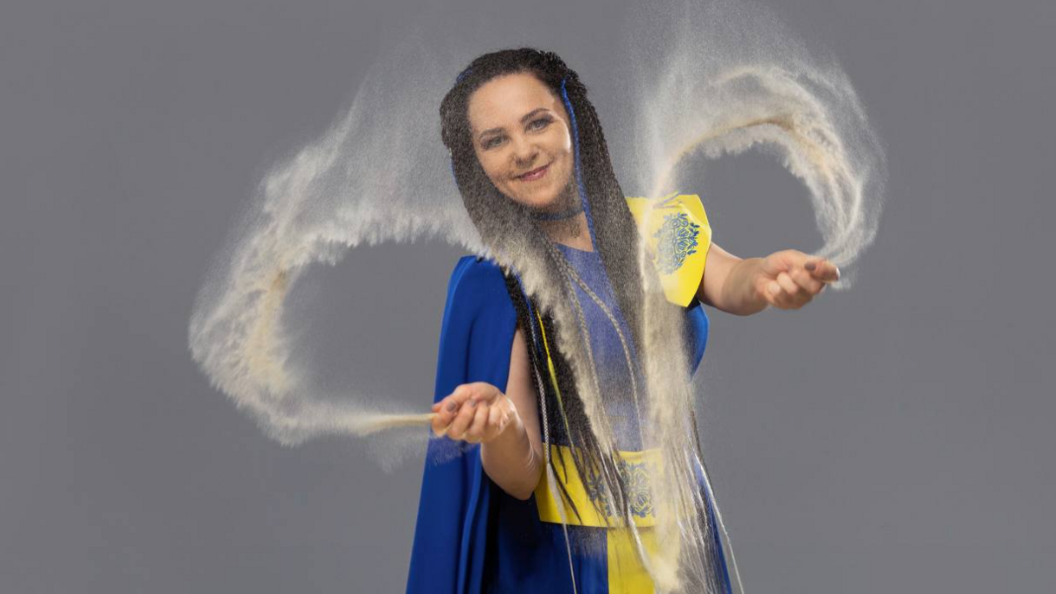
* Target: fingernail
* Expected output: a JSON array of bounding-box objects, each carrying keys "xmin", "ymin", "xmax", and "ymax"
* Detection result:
[
  {"xmin": 446, "ymin": 402, "xmax": 457, "ymax": 412},
  {"xmin": 805, "ymin": 262, "xmax": 816, "ymax": 271}
]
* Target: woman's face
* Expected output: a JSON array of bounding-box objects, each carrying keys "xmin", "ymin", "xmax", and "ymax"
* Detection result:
[{"xmin": 466, "ymin": 72, "xmax": 576, "ymax": 212}]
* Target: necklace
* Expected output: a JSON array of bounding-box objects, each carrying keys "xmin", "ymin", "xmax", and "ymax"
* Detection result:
[{"xmin": 530, "ymin": 204, "xmax": 584, "ymax": 221}]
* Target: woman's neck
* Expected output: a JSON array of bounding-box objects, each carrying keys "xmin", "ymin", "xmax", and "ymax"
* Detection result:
[
  {"xmin": 537, "ymin": 213, "xmax": 593, "ymax": 252},
  {"xmin": 529, "ymin": 180, "xmax": 594, "ymax": 251}
]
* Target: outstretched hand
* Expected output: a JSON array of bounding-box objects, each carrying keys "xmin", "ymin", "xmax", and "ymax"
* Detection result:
[
  {"xmin": 753, "ymin": 250, "xmax": 840, "ymax": 310},
  {"xmin": 430, "ymin": 382, "xmax": 518, "ymax": 444}
]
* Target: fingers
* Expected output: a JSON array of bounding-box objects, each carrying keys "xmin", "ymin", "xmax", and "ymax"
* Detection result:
[
  {"xmin": 758, "ymin": 250, "xmax": 844, "ymax": 312},
  {"xmin": 431, "ymin": 386, "xmax": 473, "ymax": 436},
  {"xmin": 462, "ymin": 403, "xmax": 490, "ymax": 442},
  {"xmin": 430, "ymin": 383, "xmax": 509, "ymax": 440},
  {"xmin": 765, "ymin": 281, "xmax": 796, "ymax": 309},
  {"xmin": 431, "ymin": 408, "xmax": 452, "ymax": 437},
  {"xmin": 445, "ymin": 397, "xmax": 479, "ymax": 440},
  {"xmin": 465, "ymin": 381, "xmax": 502, "ymax": 405},
  {"xmin": 430, "ymin": 400, "xmax": 458, "ymax": 436},
  {"xmin": 487, "ymin": 404, "xmax": 506, "ymax": 440},
  {"xmin": 430, "ymin": 412, "xmax": 446, "ymax": 437},
  {"xmin": 768, "ymin": 251, "xmax": 839, "ymax": 283},
  {"xmin": 765, "ymin": 271, "xmax": 817, "ymax": 310},
  {"xmin": 776, "ymin": 271, "xmax": 800, "ymax": 295},
  {"xmin": 433, "ymin": 385, "xmax": 476, "ymax": 421},
  {"xmin": 760, "ymin": 251, "xmax": 792, "ymax": 278},
  {"xmin": 789, "ymin": 267, "xmax": 823, "ymax": 295},
  {"xmin": 805, "ymin": 258, "xmax": 840, "ymax": 282}
]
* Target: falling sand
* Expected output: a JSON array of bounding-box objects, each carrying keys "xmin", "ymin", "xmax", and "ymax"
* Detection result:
[{"xmin": 187, "ymin": 0, "xmax": 885, "ymax": 591}]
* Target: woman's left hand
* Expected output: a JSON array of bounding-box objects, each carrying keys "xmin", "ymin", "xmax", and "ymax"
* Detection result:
[
  {"xmin": 429, "ymin": 382, "xmax": 518, "ymax": 444},
  {"xmin": 753, "ymin": 250, "xmax": 840, "ymax": 310}
]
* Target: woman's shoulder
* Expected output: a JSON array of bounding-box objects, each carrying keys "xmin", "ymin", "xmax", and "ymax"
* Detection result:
[
  {"xmin": 444, "ymin": 255, "xmax": 515, "ymax": 314},
  {"xmin": 450, "ymin": 254, "xmax": 504, "ymax": 282},
  {"xmin": 449, "ymin": 255, "xmax": 507, "ymax": 291}
]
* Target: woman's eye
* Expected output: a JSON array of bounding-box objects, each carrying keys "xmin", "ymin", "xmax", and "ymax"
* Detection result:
[
  {"xmin": 482, "ymin": 136, "xmax": 504, "ymax": 149},
  {"xmin": 528, "ymin": 117, "xmax": 552, "ymax": 131}
]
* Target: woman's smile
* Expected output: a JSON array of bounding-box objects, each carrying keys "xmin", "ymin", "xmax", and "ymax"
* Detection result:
[{"xmin": 516, "ymin": 163, "xmax": 550, "ymax": 182}]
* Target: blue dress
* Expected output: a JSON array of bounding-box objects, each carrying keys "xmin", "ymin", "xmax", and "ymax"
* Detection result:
[{"xmin": 405, "ymin": 250, "xmax": 714, "ymax": 594}]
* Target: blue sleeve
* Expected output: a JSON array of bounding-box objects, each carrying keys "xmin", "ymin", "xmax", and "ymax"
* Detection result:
[
  {"xmin": 406, "ymin": 256, "xmax": 518, "ymax": 594},
  {"xmin": 685, "ymin": 301, "xmax": 710, "ymax": 376}
]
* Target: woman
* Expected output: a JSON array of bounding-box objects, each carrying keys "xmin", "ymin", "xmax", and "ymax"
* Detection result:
[{"xmin": 406, "ymin": 48, "xmax": 838, "ymax": 594}]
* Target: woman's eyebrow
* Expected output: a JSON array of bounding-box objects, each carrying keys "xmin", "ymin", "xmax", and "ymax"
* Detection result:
[{"xmin": 478, "ymin": 107, "xmax": 550, "ymax": 140}]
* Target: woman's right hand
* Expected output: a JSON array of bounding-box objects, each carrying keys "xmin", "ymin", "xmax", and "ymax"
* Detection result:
[{"xmin": 431, "ymin": 382, "xmax": 519, "ymax": 444}]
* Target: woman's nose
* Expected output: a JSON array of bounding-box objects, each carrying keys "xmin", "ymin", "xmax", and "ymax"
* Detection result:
[{"xmin": 510, "ymin": 135, "xmax": 538, "ymax": 165}]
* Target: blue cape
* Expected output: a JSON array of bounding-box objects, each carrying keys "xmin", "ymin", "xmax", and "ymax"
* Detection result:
[{"xmin": 405, "ymin": 255, "xmax": 709, "ymax": 594}]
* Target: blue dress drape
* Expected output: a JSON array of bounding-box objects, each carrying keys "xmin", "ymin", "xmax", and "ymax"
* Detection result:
[{"xmin": 405, "ymin": 254, "xmax": 710, "ymax": 593}]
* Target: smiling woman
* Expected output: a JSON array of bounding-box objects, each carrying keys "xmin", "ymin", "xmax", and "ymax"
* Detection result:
[
  {"xmin": 468, "ymin": 72, "xmax": 577, "ymax": 215},
  {"xmin": 407, "ymin": 47, "xmax": 840, "ymax": 594}
]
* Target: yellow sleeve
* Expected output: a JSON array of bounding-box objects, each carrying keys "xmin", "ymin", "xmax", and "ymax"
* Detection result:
[{"xmin": 625, "ymin": 193, "xmax": 712, "ymax": 307}]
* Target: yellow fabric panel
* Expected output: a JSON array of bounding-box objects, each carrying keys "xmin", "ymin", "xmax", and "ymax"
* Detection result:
[
  {"xmin": 625, "ymin": 193, "xmax": 712, "ymax": 307},
  {"xmin": 534, "ymin": 444, "xmax": 661, "ymax": 528},
  {"xmin": 607, "ymin": 527, "xmax": 658, "ymax": 594}
]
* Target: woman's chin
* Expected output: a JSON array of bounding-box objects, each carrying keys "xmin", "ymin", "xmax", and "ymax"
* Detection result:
[{"xmin": 518, "ymin": 195, "xmax": 563, "ymax": 213}]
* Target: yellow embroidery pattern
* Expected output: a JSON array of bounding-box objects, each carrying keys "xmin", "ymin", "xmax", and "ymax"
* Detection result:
[
  {"xmin": 625, "ymin": 193, "xmax": 712, "ymax": 307},
  {"xmin": 535, "ymin": 444, "xmax": 661, "ymax": 528}
]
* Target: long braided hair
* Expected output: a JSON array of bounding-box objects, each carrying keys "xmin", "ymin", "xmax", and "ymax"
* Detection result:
[{"xmin": 440, "ymin": 48, "xmax": 649, "ymax": 523}]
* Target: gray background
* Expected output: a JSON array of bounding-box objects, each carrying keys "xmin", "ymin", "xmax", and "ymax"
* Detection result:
[{"xmin": 2, "ymin": 0, "xmax": 1053, "ymax": 592}]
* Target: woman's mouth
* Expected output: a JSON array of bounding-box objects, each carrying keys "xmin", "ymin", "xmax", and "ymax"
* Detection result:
[{"xmin": 517, "ymin": 164, "xmax": 549, "ymax": 181}]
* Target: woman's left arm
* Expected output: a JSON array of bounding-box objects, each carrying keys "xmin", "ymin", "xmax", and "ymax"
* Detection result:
[{"xmin": 697, "ymin": 243, "xmax": 841, "ymax": 315}]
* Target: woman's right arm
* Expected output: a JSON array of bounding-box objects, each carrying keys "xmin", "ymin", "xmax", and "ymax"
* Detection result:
[{"xmin": 430, "ymin": 325, "xmax": 544, "ymax": 500}]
